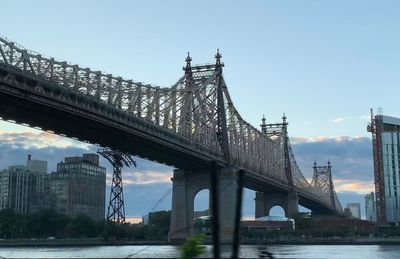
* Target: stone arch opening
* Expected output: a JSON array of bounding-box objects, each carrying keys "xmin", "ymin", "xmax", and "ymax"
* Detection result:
[
  {"xmin": 299, "ymin": 205, "xmax": 311, "ymax": 214},
  {"xmin": 269, "ymin": 205, "xmax": 286, "ymax": 217},
  {"xmin": 193, "ymin": 189, "xmax": 210, "ymax": 234},
  {"xmin": 193, "ymin": 189, "xmax": 209, "ymax": 216}
]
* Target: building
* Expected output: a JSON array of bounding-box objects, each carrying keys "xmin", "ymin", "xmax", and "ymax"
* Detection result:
[
  {"xmin": 241, "ymin": 216, "xmax": 295, "ymax": 232},
  {"xmin": 368, "ymin": 111, "xmax": 400, "ymax": 224},
  {"xmin": 313, "ymin": 217, "xmax": 375, "ymax": 234},
  {"xmin": 346, "ymin": 203, "xmax": 361, "ymax": 219},
  {"xmin": 344, "ymin": 207, "xmax": 352, "ymax": 218},
  {"xmin": 50, "ymin": 154, "xmax": 106, "ymax": 221},
  {"xmin": 0, "ymin": 155, "xmax": 49, "ymax": 214},
  {"xmin": 365, "ymin": 192, "xmax": 377, "ymax": 222}
]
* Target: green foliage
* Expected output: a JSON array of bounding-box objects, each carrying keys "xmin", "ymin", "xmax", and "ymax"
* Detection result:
[
  {"xmin": 240, "ymin": 214, "xmax": 377, "ymax": 241},
  {"xmin": 180, "ymin": 233, "xmax": 206, "ymax": 259},
  {"xmin": 149, "ymin": 210, "xmax": 171, "ymax": 227},
  {"xmin": 145, "ymin": 210, "xmax": 171, "ymax": 240},
  {"xmin": 193, "ymin": 218, "xmax": 210, "ymax": 234},
  {"xmin": 0, "ymin": 209, "xmax": 102, "ymax": 239},
  {"xmin": 0, "ymin": 209, "xmax": 172, "ymax": 241},
  {"xmin": 0, "ymin": 209, "xmax": 19, "ymax": 238},
  {"xmin": 293, "ymin": 213, "xmax": 312, "ymax": 230},
  {"xmin": 68, "ymin": 214, "xmax": 97, "ymax": 238},
  {"xmin": 25, "ymin": 209, "xmax": 70, "ymax": 238}
]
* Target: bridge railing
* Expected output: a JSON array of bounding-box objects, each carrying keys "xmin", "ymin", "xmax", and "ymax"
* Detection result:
[
  {"xmin": 0, "ymin": 37, "xmax": 224, "ymax": 155},
  {"xmin": 225, "ymin": 100, "xmax": 287, "ymax": 183},
  {"xmin": 0, "ymin": 36, "xmax": 341, "ymax": 211}
]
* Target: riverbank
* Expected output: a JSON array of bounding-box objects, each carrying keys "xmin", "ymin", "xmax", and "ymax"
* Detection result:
[
  {"xmin": 0, "ymin": 238, "xmax": 168, "ymax": 247},
  {"xmin": 242, "ymin": 237, "xmax": 400, "ymax": 245},
  {"xmin": 1, "ymin": 237, "xmax": 400, "ymax": 247}
]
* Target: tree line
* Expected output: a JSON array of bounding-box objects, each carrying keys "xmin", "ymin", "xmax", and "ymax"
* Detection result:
[{"xmin": 0, "ymin": 209, "xmax": 171, "ymax": 241}]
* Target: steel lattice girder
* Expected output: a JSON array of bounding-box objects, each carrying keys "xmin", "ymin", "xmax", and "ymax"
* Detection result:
[{"xmin": 0, "ymin": 36, "xmax": 342, "ymax": 213}]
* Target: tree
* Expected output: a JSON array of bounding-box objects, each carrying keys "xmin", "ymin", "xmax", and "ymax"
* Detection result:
[
  {"xmin": 69, "ymin": 214, "xmax": 97, "ymax": 238},
  {"xmin": 180, "ymin": 234, "xmax": 206, "ymax": 259},
  {"xmin": 0, "ymin": 209, "xmax": 18, "ymax": 238},
  {"xmin": 146, "ymin": 210, "xmax": 171, "ymax": 240},
  {"xmin": 25, "ymin": 209, "xmax": 71, "ymax": 238}
]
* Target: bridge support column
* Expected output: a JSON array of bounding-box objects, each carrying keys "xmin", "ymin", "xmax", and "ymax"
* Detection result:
[
  {"xmin": 287, "ymin": 191, "xmax": 299, "ymax": 218},
  {"xmin": 218, "ymin": 167, "xmax": 239, "ymax": 244},
  {"xmin": 255, "ymin": 192, "xmax": 267, "ymax": 218},
  {"xmin": 168, "ymin": 167, "xmax": 240, "ymax": 244},
  {"xmin": 169, "ymin": 169, "xmax": 193, "ymax": 244},
  {"xmin": 254, "ymin": 191, "xmax": 299, "ymax": 219}
]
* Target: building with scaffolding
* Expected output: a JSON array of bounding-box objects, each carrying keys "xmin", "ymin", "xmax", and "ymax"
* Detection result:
[{"xmin": 368, "ymin": 110, "xmax": 400, "ymax": 224}]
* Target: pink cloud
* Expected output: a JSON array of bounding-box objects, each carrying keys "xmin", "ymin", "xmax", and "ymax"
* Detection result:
[{"xmin": 333, "ymin": 178, "xmax": 374, "ymax": 194}]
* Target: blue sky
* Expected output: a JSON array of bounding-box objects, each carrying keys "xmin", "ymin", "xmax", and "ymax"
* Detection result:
[
  {"xmin": 0, "ymin": 1, "xmax": 399, "ymax": 219},
  {"xmin": 2, "ymin": 0, "xmax": 399, "ymax": 136}
]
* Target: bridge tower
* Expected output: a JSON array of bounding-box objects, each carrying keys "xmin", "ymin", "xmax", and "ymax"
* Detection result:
[
  {"xmin": 178, "ymin": 52, "xmax": 194, "ymax": 135},
  {"xmin": 312, "ymin": 161, "xmax": 336, "ymax": 209},
  {"xmin": 255, "ymin": 115, "xmax": 299, "ymax": 218},
  {"xmin": 215, "ymin": 49, "xmax": 231, "ymax": 162},
  {"xmin": 97, "ymin": 149, "xmax": 136, "ymax": 223},
  {"xmin": 169, "ymin": 51, "xmax": 239, "ymax": 246}
]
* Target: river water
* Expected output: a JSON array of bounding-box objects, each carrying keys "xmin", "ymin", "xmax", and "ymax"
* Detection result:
[{"xmin": 0, "ymin": 245, "xmax": 399, "ymax": 258}]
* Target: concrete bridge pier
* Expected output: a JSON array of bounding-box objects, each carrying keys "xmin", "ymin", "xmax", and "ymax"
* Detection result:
[
  {"xmin": 287, "ymin": 191, "xmax": 299, "ymax": 217},
  {"xmin": 169, "ymin": 169, "xmax": 194, "ymax": 244},
  {"xmin": 218, "ymin": 167, "xmax": 240, "ymax": 244},
  {"xmin": 168, "ymin": 167, "xmax": 240, "ymax": 244},
  {"xmin": 255, "ymin": 191, "xmax": 299, "ymax": 219}
]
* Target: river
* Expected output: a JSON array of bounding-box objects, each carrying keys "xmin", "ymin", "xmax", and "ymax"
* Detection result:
[{"xmin": 0, "ymin": 245, "xmax": 399, "ymax": 258}]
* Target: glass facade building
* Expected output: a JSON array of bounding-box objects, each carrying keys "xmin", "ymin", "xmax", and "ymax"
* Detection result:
[
  {"xmin": 364, "ymin": 192, "xmax": 376, "ymax": 222},
  {"xmin": 369, "ymin": 113, "xmax": 400, "ymax": 224},
  {"xmin": 346, "ymin": 203, "xmax": 361, "ymax": 219}
]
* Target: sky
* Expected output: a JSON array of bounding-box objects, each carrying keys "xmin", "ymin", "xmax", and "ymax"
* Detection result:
[{"xmin": 0, "ymin": 0, "xmax": 399, "ymax": 219}]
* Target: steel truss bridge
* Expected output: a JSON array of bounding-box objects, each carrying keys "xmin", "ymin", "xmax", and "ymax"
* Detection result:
[{"xmin": 0, "ymin": 36, "xmax": 342, "ymax": 214}]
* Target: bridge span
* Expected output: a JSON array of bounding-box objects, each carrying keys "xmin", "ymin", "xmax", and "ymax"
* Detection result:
[{"xmin": 0, "ymin": 37, "xmax": 342, "ymax": 243}]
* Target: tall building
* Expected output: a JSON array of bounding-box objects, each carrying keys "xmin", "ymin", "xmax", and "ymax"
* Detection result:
[
  {"xmin": 0, "ymin": 155, "xmax": 49, "ymax": 214},
  {"xmin": 50, "ymin": 154, "xmax": 106, "ymax": 221},
  {"xmin": 365, "ymin": 192, "xmax": 376, "ymax": 222},
  {"xmin": 368, "ymin": 111, "xmax": 400, "ymax": 224},
  {"xmin": 346, "ymin": 203, "xmax": 361, "ymax": 219}
]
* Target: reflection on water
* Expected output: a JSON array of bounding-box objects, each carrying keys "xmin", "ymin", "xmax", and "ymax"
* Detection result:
[{"xmin": 0, "ymin": 245, "xmax": 400, "ymax": 258}]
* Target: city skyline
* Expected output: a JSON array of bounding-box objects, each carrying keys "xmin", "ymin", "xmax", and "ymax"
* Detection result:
[
  {"xmin": 1, "ymin": 0, "xmax": 399, "ymax": 219},
  {"xmin": 0, "ymin": 127, "xmax": 374, "ymax": 220}
]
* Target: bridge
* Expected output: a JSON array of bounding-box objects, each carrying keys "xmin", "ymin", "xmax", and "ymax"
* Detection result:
[{"xmin": 0, "ymin": 36, "xmax": 342, "ymax": 243}]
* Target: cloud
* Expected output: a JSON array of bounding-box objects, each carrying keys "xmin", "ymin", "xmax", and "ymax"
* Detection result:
[
  {"xmin": 125, "ymin": 217, "xmax": 143, "ymax": 224},
  {"xmin": 0, "ymin": 128, "xmax": 175, "ymax": 218},
  {"xmin": 329, "ymin": 115, "xmax": 371, "ymax": 124},
  {"xmin": 331, "ymin": 116, "xmax": 352, "ymax": 123},
  {"xmin": 111, "ymin": 156, "xmax": 174, "ymax": 186},
  {"xmin": 291, "ymin": 137, "xmax": 372, "ymax": 174},
  {"xmin": 0, "ymin": 131, "xmax": 90, "ymax": 150},
  {"xmin": 333, "ymin": 179, "xmax": 374, "ymax": 194},
  {"xmin": 0, "ymin": 123, "xmax": 376, "ymax": 219},
  {"xmin": 290, "ymin": 135, "xmax": 374, "ymax": 218},
  {"xmin": 290, "ymin": 136, "xmax": 330, "ymax": 144},
  {"xmin": 106, "ymin": 170, "xmax": 172, "ymax": 186}
]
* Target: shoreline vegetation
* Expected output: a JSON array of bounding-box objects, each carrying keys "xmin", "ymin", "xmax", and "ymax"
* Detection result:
[{"xmin": 2, "ymin": 209, "xmax": 400, "ymax": 248}]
